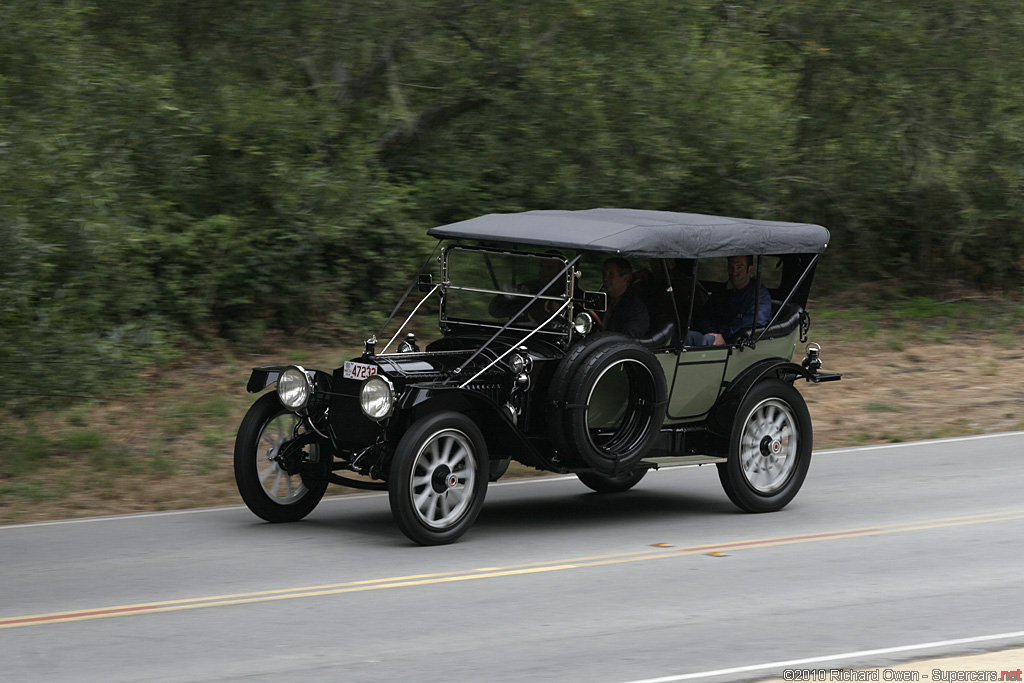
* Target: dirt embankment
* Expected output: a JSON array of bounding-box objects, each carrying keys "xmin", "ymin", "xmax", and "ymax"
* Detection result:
[
  {"xmin": 1, "ymin": 336, "xmax": 1022, "ymax": 526},
  {"xmin": 804, "ymin": 338, "xmax": 1024, "ymax": 448}
]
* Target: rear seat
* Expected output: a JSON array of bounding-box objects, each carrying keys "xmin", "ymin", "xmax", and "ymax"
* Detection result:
[{"xmin": 731, "ymin": 300, "xmax": 804, "ymax": 342}]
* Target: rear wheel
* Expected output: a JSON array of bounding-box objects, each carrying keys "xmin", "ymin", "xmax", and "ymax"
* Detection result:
[
  {"xmin": 389, "ymin": 412, "xmax": 489, "ymax": 545},
  {"xmin": 717, "ymin": 379, "xmax": 812, "ymax": 512},
  {"xmin": 488, "ymin": 458, "xmax": 511, "ymax": 482},
  {"xmin": 234, "ymin": 392, "xmax": 329, "ymax": 523},
  {"xmin": 576, "ymin": 468, "xmax": 647, "ymax": 493}
]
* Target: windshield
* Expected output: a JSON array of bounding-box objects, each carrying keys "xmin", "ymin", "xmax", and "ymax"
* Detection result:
[{"xmin": 441, "ymin": 246, "xmax": 572, "ymax": 334}]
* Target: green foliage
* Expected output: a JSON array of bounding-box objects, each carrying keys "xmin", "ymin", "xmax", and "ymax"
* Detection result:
[
  {"xmin": 4, "ymin": 0, "xmax": 1024, "ymax": 410},
  {"xmin": 865, "ymin": 402, "xmax": 902, "ymax": 413},
  {"xmin": 0, "ymin": 423, "xmax": 56, "ymax": 478}
]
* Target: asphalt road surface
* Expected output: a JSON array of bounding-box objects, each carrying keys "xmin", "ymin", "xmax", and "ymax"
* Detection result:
[{"xmin": 3, "ymin": 432, "xmax": 1024, "ymax": 682}]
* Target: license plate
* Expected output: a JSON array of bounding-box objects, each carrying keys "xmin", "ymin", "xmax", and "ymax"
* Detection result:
[{"xmin": 343, "ymin": 361, "xmax": 378, "ymax": 380}]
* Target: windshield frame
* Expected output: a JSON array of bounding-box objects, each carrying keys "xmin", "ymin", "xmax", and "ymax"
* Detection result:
[{"xmin": 439, "ymin": 244, "xmax": 576, "ymax": 341}]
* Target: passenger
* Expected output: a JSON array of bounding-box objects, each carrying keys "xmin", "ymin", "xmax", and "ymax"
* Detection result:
[
  {"xmin": 685, "ymin": 255, "xmax": 770, "ymax": 346},
  {"xmin": 602, "ymin": 257, "xmax": 650, "ymax": 338}
]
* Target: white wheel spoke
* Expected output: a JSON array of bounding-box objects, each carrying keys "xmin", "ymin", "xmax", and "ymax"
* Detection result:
[
  {"xmin": 421, "ymin": 497, "xmax": 435, "ymax": 522},
  {"xmin": 739, "ymin": 398, "xmax": 800, "ymax": 494},
  {"xmin": 439, "ymin": 437, "xmax": 454, "ymax": 463},
  {"xmin": 448, "ymin": 446, "xmax": 468, "ymax": 470},
  {"xmin": 415, "ymin": 489, "xmax": 434, "ymax": 514},
  {"xmin": 259, "ymin": 463, "xmax": 277, "ymax": 485},
  {"xmin": 407, "ymin": 428, "xmax": 480, "ymax": 531},
  {"xmin": 246, "ymin": 410, "xmax": 314, "ymax": 508}
]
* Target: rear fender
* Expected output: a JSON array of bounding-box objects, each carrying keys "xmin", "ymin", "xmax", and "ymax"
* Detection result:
[{"xmin": 707, "ymin": 359, "xmax": 812, "ymax": 437}]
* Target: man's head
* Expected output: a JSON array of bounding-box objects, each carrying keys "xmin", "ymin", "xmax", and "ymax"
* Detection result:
[
  {"xmin": 538, "ymin": 256, "xmax": 563, "ymax": 281},
  {"xmin": 603, "ymin": 257, "xmax": 632, "ymax": 300},
  {"xmin": 727, "ymin": 255, "xmax": 754, "ymax": 290}
]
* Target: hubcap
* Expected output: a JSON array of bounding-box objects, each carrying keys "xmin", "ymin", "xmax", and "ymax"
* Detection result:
[
  {"xmin": 409, "ymin": 429, "xmax": 477, "ymax": 529},
  {"xmin": 760, "ymin": 435, "xmax": 783, "ymax": 456},
  {"xmin": 739, "ymin": 398, "xmax": 798, "ymax": 494},
  {"xmin": 430, "ymin": 465, "xmax": 456, "ymax": 493}
]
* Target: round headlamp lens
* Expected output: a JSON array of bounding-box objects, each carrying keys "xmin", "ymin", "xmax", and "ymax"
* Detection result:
[
  {"xmin": 278, "ymin": 367, "xmax": 310, "ymax": 409},
  {"xmin": 360, "ymin": 376, "xmax": 394, "ymax": 420},
  {"xmin": 510, "ymin": 354, "xmax": 526, "ymax": 375},
  {"xmin": 573, "ymin": 312, "xmax": 594, "ymax": 335}
]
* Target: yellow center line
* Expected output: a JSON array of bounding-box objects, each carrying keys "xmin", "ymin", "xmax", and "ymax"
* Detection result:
[{"xmin": 4, "ymin": 509, "xmax": 1023, "ymax": 630}]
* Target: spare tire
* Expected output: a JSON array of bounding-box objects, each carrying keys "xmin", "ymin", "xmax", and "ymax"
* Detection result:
[
  {"xmin": 551, "ymin": 340, "xmax": 667, "ymax": 473},
  {"xmin": 546, "ymin": 332, "xmax": 633, "ymax": 456}
]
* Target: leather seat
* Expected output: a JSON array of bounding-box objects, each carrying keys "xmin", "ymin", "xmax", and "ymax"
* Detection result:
[
  {"xmin": 637, "ymin": 314, "xmax": 676, "ymax": 349},
  {"xmin": 731, "ymin": 301, "xmax": 804, "ymax": 342}
]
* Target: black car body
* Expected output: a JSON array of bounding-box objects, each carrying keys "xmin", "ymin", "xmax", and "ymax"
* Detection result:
[{"xmin": 235, "ymin": 209, "xmax": 840, "ymax": 544}]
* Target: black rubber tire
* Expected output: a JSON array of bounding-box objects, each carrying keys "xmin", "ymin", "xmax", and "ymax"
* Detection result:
[
  {"xmin": 488, "ymin": 458, "xmax": 511, "ymax": 482},
  {"xmin": 576, "ymin": 468, "xmax": 647, "ymax": 493},
  {"xmin": 547, "ymin": 331, "xmax": 634, "ymax": 456},
  {"xmin": 557, "ymin": 341, "xmax": 667, "ymax": 473},
  {"xmin": 389, "ymin": 411, "xmax": 489, "ymax": 545},
  {"xmin": 717, "ymin": 379, "xmax": 812, "ymax": 512},
  {"xmin": 234, "ymin": 392, "xmax": 329, "ymax": 523}
]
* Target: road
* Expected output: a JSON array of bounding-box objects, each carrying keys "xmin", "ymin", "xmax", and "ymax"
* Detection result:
[{"xmin": 2, "ymin": 432, "xmax": 1024, "ymax": 682}]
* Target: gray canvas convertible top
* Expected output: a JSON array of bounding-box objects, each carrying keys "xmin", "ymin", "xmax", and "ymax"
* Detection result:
[{"xmin": 427, "ymin": 208, "xmax": 829, "ymax": 258}]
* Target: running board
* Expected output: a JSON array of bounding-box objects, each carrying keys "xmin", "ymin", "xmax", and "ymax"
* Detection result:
[{"xmin": 641, "ymin": 455, "xmax": 727, "ymax": 470}]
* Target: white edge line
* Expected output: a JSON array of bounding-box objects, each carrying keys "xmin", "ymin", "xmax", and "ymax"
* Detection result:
[
  {"xmin": 817, "ymin": 430, "xmax": 1024, "ymax": 456},
  {"xmin": 622, "ymin": 630, "xmax": 1024, "ymax": 683},
  {"xmin": 3, "ymin": 431, "xmax": 1022, "ymax": 531},
  {"xmin": 0, "ymin": 474, "xmax": 580, "ymax": 531}
]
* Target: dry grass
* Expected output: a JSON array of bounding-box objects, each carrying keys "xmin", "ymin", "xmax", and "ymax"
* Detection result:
[{"xmin": 2, "ymin": 331, "xmax": 1023, "ymax": 526}]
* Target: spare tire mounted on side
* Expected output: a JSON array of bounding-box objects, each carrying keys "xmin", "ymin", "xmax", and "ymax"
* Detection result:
[{"xmin": 548, "ymin": 336, "xmax": 667, "ymax": 473}]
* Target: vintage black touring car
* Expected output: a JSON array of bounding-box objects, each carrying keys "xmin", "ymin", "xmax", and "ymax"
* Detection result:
[{"xmin": 234, "ymin": 209, "xmax": 841, "ymax": 545}]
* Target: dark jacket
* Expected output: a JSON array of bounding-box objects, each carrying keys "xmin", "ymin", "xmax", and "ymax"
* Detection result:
[
  {"xmin": 695, "ymin": 282, "xmax": 771, "ymax": 340},
  {"xmin": 604, "ymin": 287, "xmax": 650, "ymax": 338}
]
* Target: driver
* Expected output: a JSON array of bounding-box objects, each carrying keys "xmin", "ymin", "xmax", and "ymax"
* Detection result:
[{"xmin": 601, "ymin": 257, "xmax": 649, "ymax": 338}]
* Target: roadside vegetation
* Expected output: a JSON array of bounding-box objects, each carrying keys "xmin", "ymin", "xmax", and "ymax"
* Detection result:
[
  {"xmin": 3, "ymin": 295, "xmax": 1024, "ymax": 525},
  {"xmin": 4, "ymin": 3, "xmax": 1024, "ymax": 522},
  {"xmin": 5, "ymin": 1, "xmax": 1024, "ymax": 413}
]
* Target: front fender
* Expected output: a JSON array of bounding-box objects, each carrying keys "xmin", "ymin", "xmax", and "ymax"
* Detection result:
[
  {"xmin": 707, "ymin": 359, "xmax": 812, "ymax": 437},
  {"xmin": 394, "ymin": 386, "xmax": 538, "ymax": 464},
  {"xmin": 246, "ymin": 366, "xmax": 289, "ymax": 393}
]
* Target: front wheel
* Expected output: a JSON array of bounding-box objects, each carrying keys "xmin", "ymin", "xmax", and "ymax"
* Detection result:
[
  {"xmin": 389, "ymin": 412, "xmax": 489, "ymax": 545},
  {"xmin": 717, "ymin": 379, "xmax": 812, "ymax": 513},
  {"xmin": 234, "ymin": 392, "xmax": 329, "ymax": 523}
]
